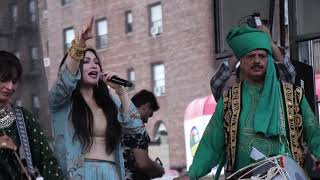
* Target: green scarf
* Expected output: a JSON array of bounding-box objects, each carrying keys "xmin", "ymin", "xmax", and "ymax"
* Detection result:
[{"xmin": 227, "ymin": 26, "xmax": 281, "ymax": 136}]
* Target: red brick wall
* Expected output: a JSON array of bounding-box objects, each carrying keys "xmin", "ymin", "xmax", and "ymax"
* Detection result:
[{"xmin": 42, "ymin": 0, "xmax": 216, "ymax": 169}]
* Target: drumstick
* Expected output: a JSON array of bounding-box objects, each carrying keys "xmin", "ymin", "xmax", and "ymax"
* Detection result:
[{"xmin": 1, "ymin": 131, "xmax": 31, "ymax": 180}]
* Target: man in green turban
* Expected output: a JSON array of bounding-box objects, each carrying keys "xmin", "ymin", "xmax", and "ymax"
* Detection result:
[{"xmin": 175, "ymin": 26, "xmax": 320, "ymax": 180}]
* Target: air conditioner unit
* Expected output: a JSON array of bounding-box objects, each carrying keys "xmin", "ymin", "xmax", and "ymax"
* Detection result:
[
  {"xmin": 151, "ymin": 25, "xmax": 163, "ymax": 37},
  {"xmin": 150, "ymin": 26, "xmax": 158, "ymax": 37}
]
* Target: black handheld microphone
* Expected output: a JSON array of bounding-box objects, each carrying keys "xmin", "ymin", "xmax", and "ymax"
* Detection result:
[{"xmin": 109, "ymin": 76, "xmax": 133, "ymax": 87}]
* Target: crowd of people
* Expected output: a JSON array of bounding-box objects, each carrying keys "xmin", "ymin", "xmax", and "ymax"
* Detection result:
[{"xmin": 0, "ymin": 16, "xmax": 320, "ymax": 180}]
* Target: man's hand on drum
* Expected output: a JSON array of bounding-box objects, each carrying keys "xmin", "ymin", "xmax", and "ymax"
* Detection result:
[{"xmin": 0, "ymin": 135, "xmax": 17, "ymax": 151}]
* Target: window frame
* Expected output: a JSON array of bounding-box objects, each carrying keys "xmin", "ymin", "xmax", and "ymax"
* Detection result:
[
  {"xmin": 63, "ymin": 27, "xmax": 74, "ymax": 53},
  {"xmin": 31, "ymin": 94, "xmax": 40, "ymax": 118},
  {"xmin": 11, "ymin": 4, "xmax": 18, "ymax": 23},
  {"xmin": 61, "ymin": 0, "xmax": 72, "ymax": 6},
  {"xmin": 127, "ymin": 68, "xmax": 135, "ymax": 91},
  {"xmin": 148, "ymin": 2, "xmax": 163, "ymax": 36},
  {"xmin": 151, "ymin": 63, "xmax": 165, "ymax": 97},
  {"xmin": 29, "ymin": 0, "xmax": 37, "ymax": 23},
  {"xmin": 125, "ymin": 11, "xmax": 133, "ymax": 33},
  {"xmin": 95, "ymin": 18, "xmax": 108, "ymax": 49},
  {"xmin": 30, "ymin": 46, "xmax": 39, "ymax": 71}
]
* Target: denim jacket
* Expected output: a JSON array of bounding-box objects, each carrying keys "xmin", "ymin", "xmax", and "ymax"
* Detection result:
[{"xmin": 49, "ymin": 64, "xmax": 144, "ymax": 180}]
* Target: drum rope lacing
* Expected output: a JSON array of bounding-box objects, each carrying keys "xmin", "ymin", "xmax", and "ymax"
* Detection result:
[{"xmin": 0, "ymin": 104, "xmax": 15, "ymax": 130}]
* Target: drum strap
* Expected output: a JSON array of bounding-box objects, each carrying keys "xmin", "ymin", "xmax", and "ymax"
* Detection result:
[{"xmin": 12, "ymin": 105, "xmax": 35, "ymax": 175}]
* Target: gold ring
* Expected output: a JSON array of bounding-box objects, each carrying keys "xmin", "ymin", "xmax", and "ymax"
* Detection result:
[{"xmin": 1, "ymin": 142, "xmax": 7, "ymax": 147}]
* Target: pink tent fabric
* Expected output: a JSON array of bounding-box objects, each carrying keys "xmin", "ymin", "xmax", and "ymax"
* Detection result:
[
  {"xmin": 184, "ymin": 95, "xmax": 217, "ymax": 121},
  {"xmin": 315, "ymin": 74, "xmax": 320, "ymax": 99}
]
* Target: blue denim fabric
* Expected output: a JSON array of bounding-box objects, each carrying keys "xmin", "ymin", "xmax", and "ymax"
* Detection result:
[
  {"xmin": 84, "ymin": 160, "xmax": 120, "ymax": 180},
  {"xmin": 49, "ymin": 64, "xmax": 144, "ymax": 180}
]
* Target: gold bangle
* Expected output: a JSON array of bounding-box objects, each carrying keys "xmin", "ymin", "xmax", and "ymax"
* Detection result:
[{"xmin": 67, "ymin": 40, "xmax": 87, "ymax": 61}]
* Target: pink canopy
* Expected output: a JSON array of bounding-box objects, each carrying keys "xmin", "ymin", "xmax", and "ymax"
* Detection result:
[
  {"xmin": 315, "ymin": 73, "xmax": 320, "ymax": 99},
  {"xmin": 184, "ymin": 95, "xmax": 217, "ymax": 121}
]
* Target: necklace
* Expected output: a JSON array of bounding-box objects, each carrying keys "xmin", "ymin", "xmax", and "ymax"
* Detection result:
[{"xmin": 0, "ymin": 104, "xmax": 15, "ymax": 130}]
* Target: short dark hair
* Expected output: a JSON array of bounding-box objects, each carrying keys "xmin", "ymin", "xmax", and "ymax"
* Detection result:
[
  {"xmin": 131, "ymin": 89, "xmax": 159, "ymax": 111},
  {"xmin": 0, "ymin": 51, "xmax": 22, "ymax": 81}
]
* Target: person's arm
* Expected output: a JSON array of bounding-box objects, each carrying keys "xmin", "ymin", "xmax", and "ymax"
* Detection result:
[
  {"xmin": 271, "ymin": 42, "xmax": 284, "ymax": 63},
  {"xmin": 185, "ymin": 98, "xmax": 226, "ymax": 180},
  {"xmin": 122, "ymin": 130, "xmax": 164, "ymax": 178},
  {"xmin": 66, "ymin": 17, "xmax": 94, "ymax": 75},
  {"xmin": 257, "ymin": 25, "xmax": 296, "ymax": 83},
  {"xmin": 48, "ymin": 18, "xmax": 93, "ymax": 110},
  {"xmin": 101, "ymin": 72, "xmax": 131, "ymax": 113},
  {"xmin": 48, "ymin": 62, "xmax": 80, "ymax": 110},
  {"xmin": 210, "ymin": 56, "xmax": 237, "ymax": 101},
  {"xmin": 257, "ymin": 25, "xmax": 284, "ymax": 63},
  {"xmin": 23, "ymin": 109, "xmax": 65, "ymax": 179},
  {"xmin": 111, "ymin": 95, "xmax": 144, "ymax": 134},
  {"xmin": 133, "ymin": 149, "xmax": 165, "ymax": 178},
  {"xmin": 276, "ymin": 55, "xmax": 296, "ymax": 84},
  {"xmin": 115, "ymin": 87, "xmax": 130, "ymax": 113}
]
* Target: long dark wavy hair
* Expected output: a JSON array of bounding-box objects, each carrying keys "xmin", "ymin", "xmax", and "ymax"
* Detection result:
[{"xmin": 59, "ymin": 48, "xmax": 121, "ymax": 154}]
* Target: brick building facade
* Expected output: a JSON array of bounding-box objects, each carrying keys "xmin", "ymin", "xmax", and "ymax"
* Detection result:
[
  {"xmin": 39, "ymin": 0, "xmax": 216, "ymax": 169},
  {"xmin": 0, "ymin": 0, "xmax": 52, "ymax": 138}
]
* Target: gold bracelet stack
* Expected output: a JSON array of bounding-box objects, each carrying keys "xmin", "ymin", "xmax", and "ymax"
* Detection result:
[{"xmin": 67, "ymin": 40, "xmax": 87, "ymax": 62}]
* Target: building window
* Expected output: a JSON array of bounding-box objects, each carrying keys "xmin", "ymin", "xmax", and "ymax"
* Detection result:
[
  {"xmin": 149, "ymin": 3, "xmax": 163, "ymax": 37},
  {"xmin": 30, "ymin": 47, "xmax": 39, "ymax": 71},
  {"xmin": 31, "ymin": 47, "xmax": 39, "ymax": 60},
  {"xmin": 32, "ymin": 95, "xmax": 40, "ymax": 118},
  {"xmin": 63, "ymin": 27, "xmax": 74, "ymax": 53},
  {"xmin": 125, "ymin": 11, "xmax": 133, "ymax": 33},
  {"xmin": 32, "ymin": 95, "xmax": 40, "ymax": 108},
  {"xmin": 154, "ymin": 121, "xmax": 168, "ymax": 142},
  {"xmin": 213, "ymin": 0, "xmax": 272, "ymax": 54},
  {"xmin": 96, "ymin": 19, "xmax": 108, "ymax": 49},
  {"xmin": 12, "ymin": 4, "xmax": 18, "ymax": 22},
  {"xmin": 127, "ymin": 68, "xmax": 135, "ymax": 91},
  {"xmin": 29, "ymin": 0, "xmax": 37, "ymax": 23},
  {"xmin": 152, "ymin": 63, "xmax": 165, "ymax": 96},
  {"xmin": 62, "ymin": 0, "xmax": 71, "ymax": 6}
]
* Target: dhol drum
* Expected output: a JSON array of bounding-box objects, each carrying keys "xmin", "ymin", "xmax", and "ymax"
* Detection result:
[{"xmin": 226, "ymin": 155, "xmax": 308, "ymax": 180}]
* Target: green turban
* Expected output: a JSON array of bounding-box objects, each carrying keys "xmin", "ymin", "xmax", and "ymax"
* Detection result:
[
  {"xmin": 226, "ymin": 25, "xmax": 282, "ymax": 137},
  {"xmin": 226, "ymin": 26, "xmax": 272, "ymax": 58}
]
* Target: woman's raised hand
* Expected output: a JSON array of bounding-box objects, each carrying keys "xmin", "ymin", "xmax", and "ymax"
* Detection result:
[{"xmin": 77, "ymin": 17, "xmax": 94, "ymax": 45}]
